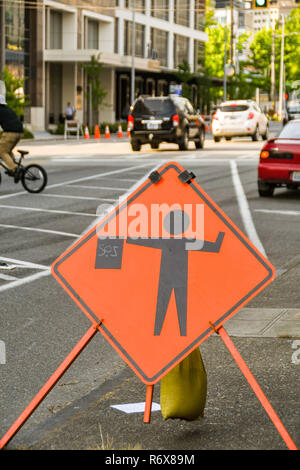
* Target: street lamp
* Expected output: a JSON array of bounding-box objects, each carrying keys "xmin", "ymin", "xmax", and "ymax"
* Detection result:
[
  {"xmin": 278, "ymin": 14, "xmax": 285, "ymax": 121},
  {"xmin": 131, "ymin": 0, "xmax": 136, "ymax": 106}
]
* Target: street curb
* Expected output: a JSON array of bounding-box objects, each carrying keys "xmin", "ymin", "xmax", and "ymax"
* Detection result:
[{"xmin": 7, "ymin": 365, "xmax": 133, "ymax": 450}]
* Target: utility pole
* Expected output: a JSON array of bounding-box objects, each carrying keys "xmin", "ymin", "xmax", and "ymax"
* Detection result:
[
  {"xmin": 224, "ymin": 15, "xmax": 228, "ymax": 102},
  {"xmin": 230, "ymin": 0, "xmax": 234, "ymax": 64},
  {"xmin": 279, "ymin": 14, "xmax": 285, "ymax": 121},
  {"xmin": 131, "ymin": 0, "xmax": 136, "ymax": 106},
  {"xmin": 271, "ymin": 27, "xmax": 276, "ymax": 113}
]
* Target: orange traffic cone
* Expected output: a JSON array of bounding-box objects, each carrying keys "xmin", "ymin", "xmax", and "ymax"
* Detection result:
[
  {"xmin": 105, "ymin": 125, "xmax": 111, "ymax": 139},
  {"xmin": 117, "ymin": 124, "xmax": 123, "ymax": 138},
  {"xmin": 84, "ymin": 125, "xmax": 90, "ymax": 140},
  {"xmin": 94, "ymin": 125, "xmax": 101, "ymax": 140}
]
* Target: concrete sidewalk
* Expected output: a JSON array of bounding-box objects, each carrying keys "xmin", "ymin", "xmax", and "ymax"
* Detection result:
[
  {"xmin": 5, "ymin": 296, "xmax": 299, "ymax": 450},
  {"xmin": 7, "ymin": 333, "xmax": 299, "ymax": 451}
]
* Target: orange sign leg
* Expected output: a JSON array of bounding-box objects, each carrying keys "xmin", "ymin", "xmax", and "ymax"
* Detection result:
[
  {"xmin": 0, "ymin": 324, "xmax": 99, "ymax": 450},
  {"xmin": 217, "ymin": 326, "xmax": 298, "ymax": 451},
  {"xmin": 144, "ymin": 385, "xmax": 154, "ymax": 423}
]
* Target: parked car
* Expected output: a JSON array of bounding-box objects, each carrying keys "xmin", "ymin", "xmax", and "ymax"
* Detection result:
[
  {"xmin": 258, "ymin": 119, "xmax": 300, "ymax": 197},
  {"xmin": 128, "ymin": 95, "xmax": 206, "ymax": 151},
  {"xmin": 284, "ymin": 102, "xmax": 300, "ymax": 123},
  {"xmin": 211, "ymin": 100, "xmax": 269, "ymax": 142}
]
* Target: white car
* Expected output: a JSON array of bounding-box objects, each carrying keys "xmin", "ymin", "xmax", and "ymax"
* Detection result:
[{"xmin": 212, "ymin": 100, "xmax": 269, "ymax": 142}]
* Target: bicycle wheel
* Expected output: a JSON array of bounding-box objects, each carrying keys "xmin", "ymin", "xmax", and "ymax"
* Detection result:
[{"xmin": 21, "ymin": 164, "xmax": 48, "ymax": 193}]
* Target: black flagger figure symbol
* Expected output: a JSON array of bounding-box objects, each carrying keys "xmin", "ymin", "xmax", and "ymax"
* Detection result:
[
  {"xmin": 126, "ymin": 210, "xmax": 225, "ymax": 336},
  {"xmin": 96, "ymin": 209, "xmax": 225, "ymax": 337}
]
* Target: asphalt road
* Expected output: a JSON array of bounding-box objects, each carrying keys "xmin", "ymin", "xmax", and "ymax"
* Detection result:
[{"xmin": 0, "ymin": 128, "xmax": 299, "ymax": 445}]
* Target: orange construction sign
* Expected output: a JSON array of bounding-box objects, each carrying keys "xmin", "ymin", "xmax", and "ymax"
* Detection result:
[
  {"xmin": 1, "ymin": 161, "xmax": 297, "ymax": 451},
  {"xmin": 52, "ymin": 162, "xmax": 275, "ymax": 385}
]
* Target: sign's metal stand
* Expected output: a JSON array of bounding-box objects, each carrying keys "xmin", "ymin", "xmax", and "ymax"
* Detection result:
[{"xmin": 0, "ymin": 320, "xmax": 297, "ymax": 450}]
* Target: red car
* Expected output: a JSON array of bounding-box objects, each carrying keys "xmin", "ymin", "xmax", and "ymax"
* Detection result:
[{"xmin": 258, "ymin": 119, "xmax": 300, "ymax": 197}]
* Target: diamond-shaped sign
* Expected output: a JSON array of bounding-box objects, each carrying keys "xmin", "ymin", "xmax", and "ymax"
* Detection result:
[{"xmin": 52, "ymin": 162, "xmax": 275, "ymax": 384}]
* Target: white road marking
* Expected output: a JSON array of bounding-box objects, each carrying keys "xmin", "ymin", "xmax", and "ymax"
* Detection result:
[
  {"xmin": 0, "ymin": 257, "xmax": 49, "ymax": 270},
  {"xmin": 77, "ymin": 160, "xmax": 165, "ymax": 239},
  {"xmin": 255, "ymin": 209, "xmax": 300, "ymax": 216},
  {"xmin": 0, "ymin": 273, "xmax": 18, "ymax": 281},
  {"xmin": 0, "ymin": 204, "xmax": 96, "ymax": 217},
  {"xmin": 0, "ymin": 162, "xmax": 157, "ymax": 294},
  {"xmin": 237, "ymin": 154, "xmax": 259, "ymax": 160},
  {"xmin": 110, "ymin": 402, "xmax": 161, "ymax": 414},
  {"xmin": 0, "ymin": 269, "xmax": 51, "ymax": 293},
  {"xmin": 0, "ymin": 223, "xmax": 78, "ymax": 238},
  {"xmin": 108, "ymin": 177, "xmax": 138, "ymax": 182},
  {"xmin": 230, "ymin": 160, "xmax": 267, "ymax": 258},
  {"xmin": 65, "ymin": 184, "xmax": 128, "ymax": 191},
  {"xmin": 0, "ymin": 163, "xmax": 153, "ymax": 200},
  {"xmin": 38, "ymin": 193, "xmax": 116, "ymax": 202}
]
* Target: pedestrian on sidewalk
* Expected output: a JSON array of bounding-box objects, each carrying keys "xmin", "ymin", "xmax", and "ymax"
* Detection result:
[
  {"xmin": 0, "ymin": 93, "xmax": 24, "ymax": 183},
  {"xmin": 65, "ymin": 102, "xmax": 76, "ymax": 121}
]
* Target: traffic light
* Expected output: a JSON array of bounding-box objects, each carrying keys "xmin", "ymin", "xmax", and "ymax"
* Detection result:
[{"xmin": 253, "ymin": 0, "xmax": 269, "ymax": 8}]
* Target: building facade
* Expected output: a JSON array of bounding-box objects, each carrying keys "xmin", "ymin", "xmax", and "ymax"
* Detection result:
[{"xmin": 0, "ymin": 0, "xmax": 207, "ymax": 131}]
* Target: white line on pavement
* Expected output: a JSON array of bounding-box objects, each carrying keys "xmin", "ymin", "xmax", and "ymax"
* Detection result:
[
  {"xmin": 65, "ymin": 184, "xmax": 128, "ymax": 191},
  {"xmin": 230, "ymin": 160, "xmax": 267, "ymax": 258},
  {"xmin": 0, "ymin": 269, "xmax": 51, "ymax": 293},
  {"xmin": 0, "ymin": 273, "xmax": 18, "ymax": 281},
  {"xmin": 38, "ymin": 193, "xmax": 116, "ymax": 202},
  {"xmin": 255, "ymin": 209, "xmax": 300, "ymax": 216},
  {"xmin": 0, "ymin": 163, "xmax": 155, "ymax": 294},
  {"xmin": 0, "ymin": 256, "xmax": 49, "ymax": 270},
  {"xmin": 108, "ymin": 177, "xmax": 138, "ymax": 182},
  {"xmin": 0, "ymin": 163, "xmax": 153, "ymax": 200},
  {"xmin": 77, "ymin": 160, "xmax": 165, "ymax": 239},
  {"xmin": 0, "ymin": 223, "xmax": 78, "ymax": 238},
  {"xmin": 237, "ymin": 153, "xmax": 259, "ymax": 160},
  {"xmin": 0, "ymin": 204, "xmax": 96, "ymax": 217}
]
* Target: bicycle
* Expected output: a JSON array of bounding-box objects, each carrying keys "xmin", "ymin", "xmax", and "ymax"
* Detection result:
[{"xmin": 0, "ymin": 149, "xmax": 48, "ymax": 193}]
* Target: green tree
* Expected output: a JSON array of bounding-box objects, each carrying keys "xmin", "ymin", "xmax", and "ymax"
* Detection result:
[
  {"xmin": 174, "ymin": 61, "xmax": 194, "ymax": 102},
  {"xmin": 246, "ymin": 7, "xmax": 300, "ymax": 97},
  {"xmin": 80, "ymin": 54, "xmax": 108, "ymax": 126},
  {"xmin": 1, "ymin": 66, "xmax": 30, "ymax": 117},
  {"xmin": 280, "ymin": 8, "xmax": 300, "ymax": 88}
]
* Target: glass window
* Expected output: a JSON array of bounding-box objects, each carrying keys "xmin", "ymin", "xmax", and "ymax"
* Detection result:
[
  {"xmin": 194, "ymin": 0, "xmax": 205, "ymax": 31},
  {"xmin": 4, "ymin": 1, "xmax": 30, "ymax": 79},
  {"xmin": 124, "ymin": 21, "xmax": 145, "ymax": 58},
  {"xmin": 220, "ymin": 105, "xmax": 249, "ymax": 112},
  {"xmin": 151, "ymin": 0, "xmax": 169, "ymax": 21},
  {"xmin": 174, "ymin": 34, "xmax": 189, "ymax": 68},
  {"xmin": 125, "ymin": 0, "xmax": 145, "ymax": 14},
  {"xmin": 132, "ymin": 98, "xmax": 175, "ymax": 117},
  {"xmin": 184, "ymin": 99, "xmax": 194, "ymax": 114},
  {"xmin": 87, "ymin": 19, "xmax": 99, "ymax": 49},
  {"xmin": 174, "ymin": 0, "xmax": 190, "ymax": 27},
  {"xmin": 150, "ymin": 28, "xmax": 168, "ymax": 67},
  {"xmin": 114, "ymin": 17, "xmax": 119, "ymax": 54},
  {"xmin": 50, "ymin": 10, "xmax": 62, "ymax": 49},
  {"xmin": 278, "ymin": 121, "xmax": 300, "ymax": 139}
]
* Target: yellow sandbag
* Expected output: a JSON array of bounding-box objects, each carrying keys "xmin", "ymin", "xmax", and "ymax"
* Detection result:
[{"xmin": 160, "ymin": 348, "xmax": 207, "ymax": 420}]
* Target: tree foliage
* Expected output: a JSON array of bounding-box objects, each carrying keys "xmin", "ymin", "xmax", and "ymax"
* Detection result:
[
  {"xmin": 80, "ymin": 54, "xmax": 108, "ymax": 124},
  {"xmin": 202, "ymin": 6, "xmax": 300, "ymax": 105},
  {"xmin": 0, "ymin": 66, "xmax": 30, "ymax": 117}
]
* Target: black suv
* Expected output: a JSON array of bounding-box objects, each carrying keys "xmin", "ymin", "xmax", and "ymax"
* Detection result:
[{"xmin": 128, "ymin": 95, "xmax": 205, "ymax": 151}]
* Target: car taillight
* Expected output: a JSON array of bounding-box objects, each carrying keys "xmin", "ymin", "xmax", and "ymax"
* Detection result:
[
  {"xmin": 128, "ymin": 114, "xmax": 134, "ymax": 130},
  {"xmin": 195, "ymin": 120, "xmax": 199, "ymax": 126},
  {"xmin": 260, "ymin": 150, "xmax": 269, "ymax": 159},
  {"xmin": 172, "ymin": 114, "xmax": 179, "ymax": 127},
  {"xmin": 248, "ymin": 112, "xmax": 254, "ymax": 120}
]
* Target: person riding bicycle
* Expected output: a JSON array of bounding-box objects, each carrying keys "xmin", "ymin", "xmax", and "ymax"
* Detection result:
[{"xmin": 0, "ymin": 94, "xmax": 24, "ymax": 183}]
